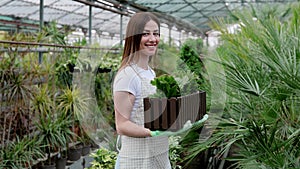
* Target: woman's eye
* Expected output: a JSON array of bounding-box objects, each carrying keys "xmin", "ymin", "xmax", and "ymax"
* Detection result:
[
  {"xmin": 142, "ymin": 33, "xmax": 150, "ymax": 36},
  {"xmin": 141, "ymin": 32, "xmax": 160, "ymax": 37}
]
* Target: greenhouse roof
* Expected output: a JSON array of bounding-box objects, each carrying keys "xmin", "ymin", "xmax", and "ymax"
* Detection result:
[{"xmin": 0, "ymin": 0, "xmax": 298, "ymax": 36}]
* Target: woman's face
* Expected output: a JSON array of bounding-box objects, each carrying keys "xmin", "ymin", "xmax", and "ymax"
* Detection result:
[{"xmin": 139, "ymin": 20, "xmax": 160, "ymax": 56}]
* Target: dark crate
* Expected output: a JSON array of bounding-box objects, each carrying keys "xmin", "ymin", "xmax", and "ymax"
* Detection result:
[{"xmin": 144, "ymin": 91, "xmax": 206, "ymax": 131}]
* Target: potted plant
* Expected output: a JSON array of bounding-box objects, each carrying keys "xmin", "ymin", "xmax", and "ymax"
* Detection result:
[
  {"xmin": 0, "ymin": 49, "xmax": 39, "ymax": 146},
  {"xmin": 56, "ymin": 87, "xmax": 91, "ymax": 162},
  {"xmin": 144, "ymin": 74, "xmax": 206, "ymax": 131},
  {"xmin": 56, "ymin": 87, "xmax": 90, "ymax": 135},
  {"xmin": 77, "ymin": 128, "xmax": 95, "ymax": 156},
  {"xmin": 30, "ymin": 85, "xmax": 70, "ymax": 168},
  {"xmin": 35, "ymin": 112, "xmax": 67, "ymax": 169},
  {"xmin": 88, "ymin": 147, "xmax": 117, "ymax": 169},
  {"xmin": 55, "ymin": 113, "xmax": 74, "ymax": 169},
  {"xmin": 0, "ymin": 136, "xmax": 44, "ymax": 169}
]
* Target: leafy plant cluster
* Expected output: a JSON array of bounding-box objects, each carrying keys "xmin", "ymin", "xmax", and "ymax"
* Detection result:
[
  {"xmin": 0, "ymin": 20, "xmax": 121, "ymax": 168},
  {"xmin": 178, "ymin": 38, "xmax": 205, "ymax": 86},
  {"xmin": 88, "ymin": 147, "xmax": 117, "ymax": 169},
  {"xmin": 169, "ymin": 136, "xmax": 183, "ymax": 169},
  {"xmin": 150, "ymin": 38, "xmax": 208, "ymax": 99},
  {"xmin": 0, "ymin": 136, "xmax": 44, "ymax": 169},
  {"xmin": 185, "ymin": 2, "xmax": 300, "ymax": 169},
  {"xmin": 150, "ymin": 74, "xmax": 181, "ymax": 98}
]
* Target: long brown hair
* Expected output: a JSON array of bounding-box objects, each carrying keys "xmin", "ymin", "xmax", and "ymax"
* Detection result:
[{"xmin": 120, "ymin": 12, "xmax": 160, "ymax": 69}]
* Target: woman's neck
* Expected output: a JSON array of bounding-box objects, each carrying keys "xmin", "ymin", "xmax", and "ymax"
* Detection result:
[{"xmin": 133, "ymin": 55, "xmax": 150, "ymax": 70}]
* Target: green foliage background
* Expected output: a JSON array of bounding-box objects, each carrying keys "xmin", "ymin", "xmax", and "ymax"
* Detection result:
[{"xmin": 185, "ymin": 2, "xmax": 300, "ymax": 169}]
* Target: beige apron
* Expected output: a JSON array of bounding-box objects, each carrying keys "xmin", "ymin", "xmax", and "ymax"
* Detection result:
[{"xmin": 116, "ymin": 65, "xmax": 171, "ymax": 169}]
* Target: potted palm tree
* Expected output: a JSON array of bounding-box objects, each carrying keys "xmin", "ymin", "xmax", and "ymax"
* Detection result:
[
  {"xmin": 56, "ymin": 87, "xmax": 91, "ymax": 161},
  {"xmin": 35, "ymin": 112, "xmax": 68, "ymax": 169},
  {"xmin": 0, "ymin": 136, "xmax": 44, "ymax": 169},
  {"xmin": 55, "ymin": 113, "xmax": 74, "ymax": 169},
  {"xmin": 31, "ymin": 85, "xmax": 67, "ymax": 168}
]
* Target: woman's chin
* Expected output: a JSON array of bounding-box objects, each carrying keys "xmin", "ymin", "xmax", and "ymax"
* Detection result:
[{"xmin": 141, "ymin": 50, "xmax": 156, "ymax": 56}]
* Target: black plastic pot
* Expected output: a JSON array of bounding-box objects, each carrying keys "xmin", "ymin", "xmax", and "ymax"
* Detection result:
[
  {"xmin": 67, "ymin": 146, "xmax": 82, "ymax": 161},
  {"xmin": 81, "ymin": 144, "xmax": 91, "ymax": 156},
  {"xmin": 56, "ymin": 157, "xmax": 67, "ymax": 169},
  {"xmin": 41, "ymin": 163, "xmax": 56, "ymax": 169}
]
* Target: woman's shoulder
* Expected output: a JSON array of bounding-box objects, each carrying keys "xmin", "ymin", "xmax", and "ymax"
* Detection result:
[
  {"xmin": 115, "ymin": 65, "xmax": 139, "ymax": 80},
  {"xmin": 118, "ymin": 65, "xmax": 136, "ymax": 75}
]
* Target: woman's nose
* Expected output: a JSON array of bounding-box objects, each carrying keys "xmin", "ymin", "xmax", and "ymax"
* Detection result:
[{"xmin": 149, "ymin": 34, "xmax": 156, "ymax": 41}]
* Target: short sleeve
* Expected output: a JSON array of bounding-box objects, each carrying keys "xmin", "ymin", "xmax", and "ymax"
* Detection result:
[{"xmin": 113, "ymin": 67, "xmax": 141, "ymax": 96}]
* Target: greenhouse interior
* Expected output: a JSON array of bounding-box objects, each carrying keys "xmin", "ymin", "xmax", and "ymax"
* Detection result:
[{"xmin": 0, "ymin": 0, "xmax": 299, "ymax": 169}]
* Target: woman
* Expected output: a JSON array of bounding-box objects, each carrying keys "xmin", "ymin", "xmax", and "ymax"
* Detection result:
[{"xmin": 113, "ymin": 12, "xmax": 171, "ymax": 169}]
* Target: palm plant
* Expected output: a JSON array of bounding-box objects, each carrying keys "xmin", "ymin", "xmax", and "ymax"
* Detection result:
[
  {"xmin": 54, "ymin": 112, "xmax": 74, "ymax": 162},
  {"xmin": 56, "ymin": 87, "xmax": 91, "ymax": 141},
  {"xmin": 184, "ymin": 2, "xmax": 300, "ymax": 169},
  {"xmin": 0, "ymin": 47, "xmax": 39, "ymax": 144},
  {"xmin": 0, "ymin": 136, "xmax": 44, "ymax": 169},
  {"xmin": 30, "ymin": 85, "xmax": 72, "ymax": 166},
  {"xmin": 35, "ymin": 112, "xmax": 68, "ymax": 166}
]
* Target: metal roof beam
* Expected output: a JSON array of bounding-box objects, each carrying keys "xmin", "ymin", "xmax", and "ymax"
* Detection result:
[{"xmin": 73, "ymin": 0, "xmax": 128, "ymax": 15}]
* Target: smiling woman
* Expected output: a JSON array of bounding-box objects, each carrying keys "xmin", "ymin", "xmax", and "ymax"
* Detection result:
[
  {"xmin": 139, "ymin": 20, "xmax": 160, "ymax": 57},
  {"xmin": 112, "ymin": 12, "xmax": 171, "ymax": 169}
]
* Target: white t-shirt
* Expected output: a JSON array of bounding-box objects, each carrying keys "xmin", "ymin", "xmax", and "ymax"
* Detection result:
[
  {"xmin": 113, "ymin": 64, "xmax": 156, "ymax": 113},
  {"xmin": 113, "ymin": 64, "xmax": 169, "ymax": 159}
]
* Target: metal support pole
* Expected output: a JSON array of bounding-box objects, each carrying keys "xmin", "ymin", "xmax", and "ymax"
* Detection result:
[
  {"xmin": 89, "ymin": 3, "xmax": 92, "ymax": 44},
  {"xmin": 168, "ymin": 25, "xmax": 172, "ymax": 47},
  {"xmin": 120, "ymin": 14, "xmax": 123, "ymax": 46},
  {"xmin": 39, "ymin": 0, "xmax": 44, "ymax": 64},
  {"xmin": 179, "ymin": 29, "xmax": 182, "ymax": 46}
]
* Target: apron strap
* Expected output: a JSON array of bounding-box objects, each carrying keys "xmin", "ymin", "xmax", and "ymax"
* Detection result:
[{"xmin": 116, "ymin": 135, "xmax": 121, "ymax": 152}]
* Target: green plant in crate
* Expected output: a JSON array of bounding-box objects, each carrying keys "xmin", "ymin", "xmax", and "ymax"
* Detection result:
[
  {"xmin": 87, "ymin": 147, "xmax": 117, "ymax": 169},
  {"xmin": 150, "ymin": 74, "xmax": 181, "ymax": 98},
  {"xmin": 184, "ymin": 3, "xmax": 300, "ymax": 168}
]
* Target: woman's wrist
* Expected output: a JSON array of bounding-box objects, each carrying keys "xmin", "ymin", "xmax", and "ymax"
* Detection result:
[{"xmin": 146, "ymin": 128, "xmax": 152, "ymax": 137}]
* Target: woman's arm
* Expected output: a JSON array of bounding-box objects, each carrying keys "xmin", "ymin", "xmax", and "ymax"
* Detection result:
[{"xmin": 114, "ymin": 91, "xmax": 151, "ymax": 137}]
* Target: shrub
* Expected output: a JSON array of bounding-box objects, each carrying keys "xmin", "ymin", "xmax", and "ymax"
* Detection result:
[{"xmin": 88, "ymin": 147, "xmax": 117, "ymax": 169}]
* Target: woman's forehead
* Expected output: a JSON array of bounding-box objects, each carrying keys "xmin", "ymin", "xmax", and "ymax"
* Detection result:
[{"xmin": 143, "ymin": 20, "xmax": 159, "ymax": 31}]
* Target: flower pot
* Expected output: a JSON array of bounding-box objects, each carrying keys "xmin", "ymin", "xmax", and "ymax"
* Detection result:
[
  {"xmin": 41, "ymin": 163, "xmax": 56, "ymax": 169},
  {"xmin": 56, "ymin": 157, "xmax": 67, "ymax": 169},
  {"xmin": 81, "ymin": 144, "xmax": 91, "ymax": 156},
  {"xmin": 144, "ymin": 91, "xmax": 206, "ymax": 131},
  {"xmin": 67, "ymin": 145, "xmax": 82, "ymax": 161}
]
